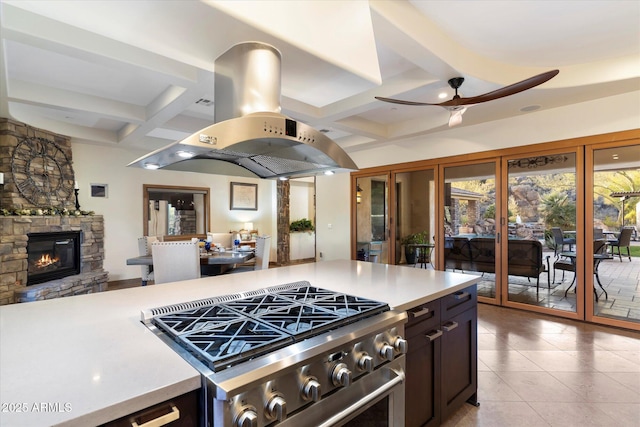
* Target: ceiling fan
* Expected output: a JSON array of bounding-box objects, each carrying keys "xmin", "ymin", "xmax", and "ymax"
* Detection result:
[{"xmin": 375, "ymin": 70, "xmax": 559, "ymax": 127}]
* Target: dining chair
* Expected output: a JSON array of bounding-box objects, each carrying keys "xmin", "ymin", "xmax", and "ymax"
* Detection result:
[
  {"xmin": 137, "ymin": 236, "xmax": 158, "ymax": 286},
  {"xmin": 230, "ymin": 235, "xmax": 271, "ymax": 273},
  {"xmin": 609, "ymin": 227, "xmax": 633, "ymax": 262},
  {"xmin": 253, "ymin": 235, "xmax": 271, "ymax": 270},
  {"xmin": 551, "ymin": 227, "xmax": 575, "ymax": 256},
  {"xmin": 151, "ymin": 241, "xmax": 201, "ymax": 284}
]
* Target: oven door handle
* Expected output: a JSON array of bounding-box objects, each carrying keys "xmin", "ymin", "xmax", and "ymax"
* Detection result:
[{"xmin": 317, "ymin": 368, "xmax": 405, "ymax": 427}]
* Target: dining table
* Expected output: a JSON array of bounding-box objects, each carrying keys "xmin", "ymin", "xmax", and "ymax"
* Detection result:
[{"xmin": 126, "ymin": 250, "xmax": 255, "ymax": 283}]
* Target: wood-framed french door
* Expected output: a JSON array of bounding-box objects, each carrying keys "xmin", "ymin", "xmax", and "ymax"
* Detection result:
[
  {"xmin": 351, "ymin": 130, "xmax": 639, "ymax": 329},
  {"xmin": 500, "ymin": 147, "xmax": 584, "ymax": 320},
  {"xmin": 586, "ymin": 139, "xmax": 640, "ymax": 331},
  {"xmin": 439, "ymin": 158, "xmax": 501, "ymax": 306}
]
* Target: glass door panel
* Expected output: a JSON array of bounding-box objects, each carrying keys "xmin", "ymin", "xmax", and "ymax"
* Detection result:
[
  {"xmin": 443, "ymin": 162, "xmax": 497, "ymax": 302},
  {"xmin": 591, "ymin": 144, "xmax": 640, "ymax": 326},
  {"xmin": 356, "ymin": 175, "xmax": 390, "ymax": 264},
  {"xmin": 395, "ymin": 169, "xmax": 435, "ymax": 267},
  {"xmin": 506, "ymin": 152, "xmax": 577, "ymax": 314}
]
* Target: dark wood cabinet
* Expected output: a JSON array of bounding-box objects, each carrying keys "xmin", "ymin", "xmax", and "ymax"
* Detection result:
[
  {"xmin": 99, "ymin": 389, "xmax": 200, "ymax": 427},
  {"xmin": 405, "ymin": 285, "xmax": 477, "ymax": 426}
]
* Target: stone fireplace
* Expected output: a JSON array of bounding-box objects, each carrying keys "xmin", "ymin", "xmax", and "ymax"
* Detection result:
[{"xmin": 0, "ymin": 118, "xmax": 109, "ymax": 304}]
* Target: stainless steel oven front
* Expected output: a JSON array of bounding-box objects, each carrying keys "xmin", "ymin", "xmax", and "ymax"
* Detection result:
[
  {"xmin": 204, "ymin": 310, "xmax": 408, "ymax": 427},
  {"xmin": 279, "ymin": 356, "xmax": 405, "ymax": 426}
]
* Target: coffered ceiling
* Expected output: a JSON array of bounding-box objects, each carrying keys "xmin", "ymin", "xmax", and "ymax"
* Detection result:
[{"xmin": 1, "ymin": 0, "xmax": 638, "ymax": 156}]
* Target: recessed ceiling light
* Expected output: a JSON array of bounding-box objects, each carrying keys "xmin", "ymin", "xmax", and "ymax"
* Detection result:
[
  {"xmin": 176, "ymin": 150, "xmax": 194, "ymax": 158},
  {"xmin": 324, "ymin": 171, "xmax": 334, "ymax": 175},
  {"xmin": 520, "ymin": 105, "xmax": 541, "ymax": 112},
  {"xmin": 144, "ymin": 163, "xmax": 160, "ymax": 170},
  {"xmin": 279, "ymin": 177, "xmax": 289, "ymax": 181},
  {"xmin": 438, "ymin": 92, "xmax": 448, "ymax": 99}
]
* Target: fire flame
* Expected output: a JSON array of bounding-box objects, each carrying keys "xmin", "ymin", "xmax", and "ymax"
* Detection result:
[{"xmin": 36, "ymin": 254, "xmax": 59, "ymax": 268}]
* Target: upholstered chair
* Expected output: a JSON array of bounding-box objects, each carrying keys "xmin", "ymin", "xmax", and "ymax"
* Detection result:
[
  {"xmin": 151, "ymin": 241, "xmax": 201, "ymax": 284},
  {"xmin": 137, "ymin": 236, "xmax": 158, "ymax": 286}
]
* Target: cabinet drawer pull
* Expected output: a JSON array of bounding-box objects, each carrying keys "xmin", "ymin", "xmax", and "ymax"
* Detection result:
[
  {"xmin": 453, "ymin": 291, "xmax": 470, "ymax": 300},
  {"xmin": 425, "ymin": 330, "xmax": 443, "ymax": 342},
  {"xmin": 132, "ymin": 404, "xmax": 180, "ymax": 427},
  {"xmin": 410, "ymin": 307, "xmax": 430, "ymax": 318},
  {"xmin": 442, "ymin": 321, "xmax": 458, "ymax": 332}
]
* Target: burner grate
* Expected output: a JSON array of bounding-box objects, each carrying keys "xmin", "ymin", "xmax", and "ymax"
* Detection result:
[{"xmin": 149, "ymin": 283, "xmax": 389, "ymax": 371}]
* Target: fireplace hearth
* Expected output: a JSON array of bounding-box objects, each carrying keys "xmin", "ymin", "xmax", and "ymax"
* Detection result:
[{"xmin": 27, "ymin": 231, "xmax": 81, "ymax": 286}]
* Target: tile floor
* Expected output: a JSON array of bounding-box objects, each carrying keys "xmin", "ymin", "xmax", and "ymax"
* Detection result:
[{"xmin": 442, "ymin": 303, "xmax": 640, "ymax": 427}]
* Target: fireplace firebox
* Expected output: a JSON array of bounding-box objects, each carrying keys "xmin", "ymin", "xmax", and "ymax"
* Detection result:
[{"xmin": 27, "ymin": 231, "xmax": 81, "ymax": 286}]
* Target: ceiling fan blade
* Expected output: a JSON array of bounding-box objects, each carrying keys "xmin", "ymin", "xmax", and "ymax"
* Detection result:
[
  {"xmin": 375, "ymin": 70, "xmax": 558, "ymax": 112},
  {"xmin": 453, "ymin": 69, "xmax": 559, "ymax": 106},
  {"xmin": 374, "ymin": 96, "xmax": 439, "ymax": 107}
]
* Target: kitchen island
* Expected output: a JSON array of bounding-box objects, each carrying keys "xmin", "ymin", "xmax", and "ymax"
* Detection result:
[{"xmin": 0, "ymin": 260, "xmax": 477, "ymax": 426}]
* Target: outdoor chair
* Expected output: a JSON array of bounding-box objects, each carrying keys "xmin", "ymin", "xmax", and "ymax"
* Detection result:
[
  {"xmin": 551, "ymin": 227, "xmax": 576, "ymax": 256},
  {"xmin": 610, "ymin": 227, "xmax": 633, "ymax": 262},
  {"xmin": 593, "ymin": 228, "xmax": 604, "ymax": 240},
  {"xmin": 564, "ymin": 239, "xmax": 610, "ymax": 301},
  {"xmin": 553, "ymin": 254, "xmax": 575, "ymax": 285}
]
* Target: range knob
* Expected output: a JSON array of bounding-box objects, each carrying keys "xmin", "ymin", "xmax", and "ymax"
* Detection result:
[
  {"xmin": 332, "ymin": 362, "xmax": 352, "ymax": 387},
  {"xmin": 357, "ymin": 353, "xmax": 374, "ymax": 372},
  {"xmin": 235, "ymin": 407, "xmax": 258, "ymax": 427},
  {"xmin": 379, "ymin": 343, "xmax": 395, "ymax": 362},
  {"xmin": 265, "ymin": 395, "xmax": 287, "ymax": 422},
  {"xmin": 301, "ymin": 377, "xmax": 321, "ymax": 402},
  {"xmin": 393, "ymin": 336, "xmax": 408, "ymax": 354}
]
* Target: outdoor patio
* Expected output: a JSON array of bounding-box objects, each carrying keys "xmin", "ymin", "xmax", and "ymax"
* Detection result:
[{"xmin": 474, "ymin": 241, "xmax": 640, "ymax": 323}]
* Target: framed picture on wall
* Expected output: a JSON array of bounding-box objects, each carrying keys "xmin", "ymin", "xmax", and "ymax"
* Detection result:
[
  {"xmin": 90, "ymin": 183, "xmax": 108, "ymax": 198},
  {"xmin": 230, "ymin": 182, "xmax": 258, "ymax": 210}
]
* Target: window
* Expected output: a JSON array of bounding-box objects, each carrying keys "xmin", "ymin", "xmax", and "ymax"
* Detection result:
[{"xmin": 143, "ymin": 184, "xmax": 210, "ymax": 239}]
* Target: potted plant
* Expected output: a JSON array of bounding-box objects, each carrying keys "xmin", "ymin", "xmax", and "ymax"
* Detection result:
[
  {"xmin": 400, "ymin": 231, "xmax": 429, "ymax": 265},
  {"xmin": 289, "ymin": 218, "xmax": 315, "ymax": 232}
]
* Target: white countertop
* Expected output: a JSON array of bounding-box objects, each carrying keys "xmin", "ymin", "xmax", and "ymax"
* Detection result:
[{"xmin": 0, "ymin": 260, "xmax": 476, "ymax": 426}]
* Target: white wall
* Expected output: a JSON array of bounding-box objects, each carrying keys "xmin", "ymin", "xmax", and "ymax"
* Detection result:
[
  {"xmin": 71, "ymin": 144, "xmax": 275, "ymax": 281},
  {"xmin": 289, "ymin": 179, "xmax": 315, "ymax": 224},
  {"xmin": 71, "ymin": 91, "xmax": 639, "ymax": 281},
  {"xmin": 316, "ymin": 172, "xmax": 351, "ymax": 261}
]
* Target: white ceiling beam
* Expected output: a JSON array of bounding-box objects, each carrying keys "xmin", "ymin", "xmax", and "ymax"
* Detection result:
[
  {"xmin": 8, "ymin": 79, "xmax": 146, "ymax": 123},
  {"xmin": 8, "ymin": 102, "xmax": 118, "ymax": 144},
  {"xmin": 116, "ymin": 71, "xmax": 214, "ymax": 146},
  {"xmin": 1, "ymin": 3, "xmax": 199, "ymax": 83}
]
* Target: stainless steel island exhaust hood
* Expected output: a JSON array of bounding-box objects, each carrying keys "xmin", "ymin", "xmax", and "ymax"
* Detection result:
[{"xmin": 128, "ymin": 42, "xmax": 358, "ymax": 179}]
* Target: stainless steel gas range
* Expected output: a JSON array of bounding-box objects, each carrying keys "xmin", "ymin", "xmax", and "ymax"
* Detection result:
[{"xmin": 142, "ymin": 281, "xmax": 408, "ymax": 427}]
